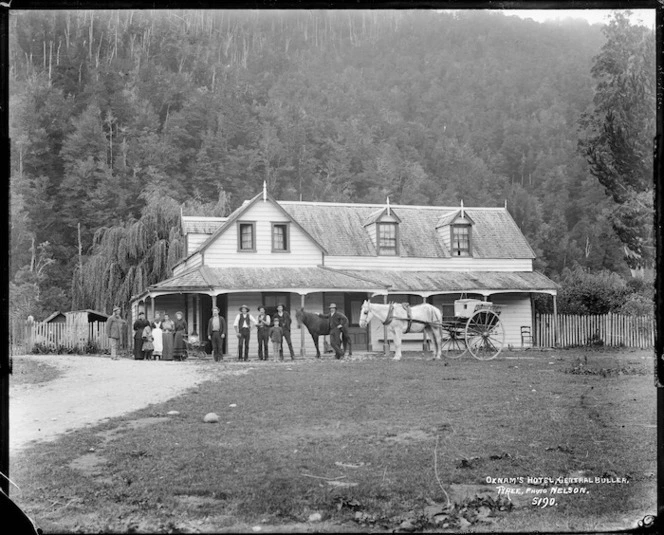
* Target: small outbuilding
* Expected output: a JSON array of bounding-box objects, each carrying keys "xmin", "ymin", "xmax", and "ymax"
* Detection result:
[{"xmin": 36, "ymin": 309, "xmax": 110, "ymax": 350}]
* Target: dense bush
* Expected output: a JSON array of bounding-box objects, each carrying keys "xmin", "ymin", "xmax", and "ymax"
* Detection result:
[{"xmin": 535, "ymin": 266, "xmax": 653, "ymax": 315}]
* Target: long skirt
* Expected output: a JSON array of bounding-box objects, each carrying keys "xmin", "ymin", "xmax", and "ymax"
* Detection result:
[
  {"xmin": 162, "ymin": 332, "xmax": 174, "ymax": 361},
  {"xmin": 133, "ymin": 334, "xmax": 144, "ymax": 360},
  {"xmin": 152, "ymin": 327, "xmax": 163, "ymax": 357},
  {"xmin": 173, "ymin": 331, "xmax": 187, "ymax": 360}
]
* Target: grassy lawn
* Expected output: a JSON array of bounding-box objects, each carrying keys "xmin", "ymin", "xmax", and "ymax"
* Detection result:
[{"xmin": 10, "ymin": 348, "xmax": 656, "ymax": 533}]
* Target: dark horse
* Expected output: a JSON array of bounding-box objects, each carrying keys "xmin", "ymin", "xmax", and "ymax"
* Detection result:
[{"xmin": 295, "ymin": 308, "xmax": 352, "ymax": 358}]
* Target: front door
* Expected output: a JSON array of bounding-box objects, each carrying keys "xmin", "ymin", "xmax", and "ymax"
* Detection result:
[{"xmin": 347, "ymin": 295, "xmax": 369, "ymax": 350}]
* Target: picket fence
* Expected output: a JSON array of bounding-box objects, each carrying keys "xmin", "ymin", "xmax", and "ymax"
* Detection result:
[
  {"xmin": 535, "ymin": 313, "xmax": 654, "ymax": 349},
  {"xmin": 10, "ymin": 319, "xmax": 130, "ymax": 355},
  {"xmin": 9, "ymin": 313, "xmax": 654, "ymax": 354}
]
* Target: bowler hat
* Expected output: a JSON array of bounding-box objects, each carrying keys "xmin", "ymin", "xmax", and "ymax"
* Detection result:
[
  {"xmin": 328, "ymin": 303, "xmax": 337, "ymax": 309},
  {"xmin": 239, "ymin": 305, "xmax": 250, "ymax": 312}
]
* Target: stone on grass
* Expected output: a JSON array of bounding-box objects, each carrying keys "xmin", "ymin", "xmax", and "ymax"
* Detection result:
[
  {"xmin": 203, "ymin": 412, "xmax": 220, "ymax": 423},
  {"xmin": 397, "ymin": 520, "xmax": 417, "ymax": 532},
  {"xmin": 308, "ymin": 512, "xmax": 323, "ymax": 522},
  {"xmin": 167, "ymin": 410, "xmax": 180, "ymax": 415}
]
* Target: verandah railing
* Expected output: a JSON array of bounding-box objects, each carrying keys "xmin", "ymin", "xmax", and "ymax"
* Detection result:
[{"xmin": 535, "ymin": 313, "xmax": 654, "ymax": 349}]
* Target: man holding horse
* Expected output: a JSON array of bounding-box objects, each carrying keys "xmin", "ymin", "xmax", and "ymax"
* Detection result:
[{"xmin": 319, "ymin": 303, "xmax": 352, "ymax": 359}]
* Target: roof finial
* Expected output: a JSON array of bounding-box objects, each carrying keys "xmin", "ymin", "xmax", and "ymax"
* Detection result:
[
  {"xmin": 263, "ymin": 181, "xmax": 267, "ymax": 202},
  {"xmin": 504, "ymin": 199, "xmax": 507, "ymax": 210},
  {"xmin": 386, "ymin": 196, "xmax": 390, "ymax": 216},
  {"xmin": 460, "ymin": 199, "xmax": 464, "ymax": 218}
]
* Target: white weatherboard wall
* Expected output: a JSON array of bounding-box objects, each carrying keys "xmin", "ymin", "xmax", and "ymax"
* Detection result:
[
  {"xmin": 204, "ymin": 201, "xmax": 322, "ymax": 268},
  {"xmin": 490, "ymin": 294, "xmax": 532, "ymax": 349},
  {"xmin": 324, "ymin": 256, "xmax": 533, "ymax": 271},
  {"xmin": 187, "ymin": 233, "xmax": 210, "ymax": 255},
  {"xmin": 173, "ymin": 253, "xmax": 202, "ymax": 277}
]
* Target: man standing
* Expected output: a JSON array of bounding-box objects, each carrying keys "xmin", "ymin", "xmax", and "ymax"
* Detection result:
[
  {"xmin": 319, "ymin": 303, "xmax": 350, "ymax": 359},
  {"xmin": 106, "ymin": 307, "xmax": 125, "ymax": 360},
  {"xmin": 132, "ymin": 311, "xmax": 150, "ymax": 360},
  {"xmin": 273, "ymin": 303, "xmax": 295, "ymax": 360},
  {"xmin": 256, "ymin": 306, "xmax": 271, "ymax": 360},
  {"xmin": 233, "ymin": 305, "xmax": 257, "ymax": 361},
  {"xmin": 207, "ymin": 306, "xmax": 226, "ymax": 362}
]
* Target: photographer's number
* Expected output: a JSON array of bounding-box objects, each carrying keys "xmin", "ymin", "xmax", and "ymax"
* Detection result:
[{"xmin": 532, "ymin": 497, "xmax": 556, "ymax": 508}]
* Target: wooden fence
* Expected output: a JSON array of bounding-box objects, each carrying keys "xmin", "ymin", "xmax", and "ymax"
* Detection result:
[
  {"xmin": 10, "ymin": 319, "xmax": 130, "ymax": 355},
  {"xmin": 535, "ymin": 313, "xmax": 654, "ymax": 349}
]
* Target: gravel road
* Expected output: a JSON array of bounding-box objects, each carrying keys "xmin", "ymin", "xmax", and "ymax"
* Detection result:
[{"xmin": 10, "ymin": 354, "xmax": 215, "ymax": 453}]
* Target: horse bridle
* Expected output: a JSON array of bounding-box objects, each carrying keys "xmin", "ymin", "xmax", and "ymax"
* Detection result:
[{"xmin": 361, "ymin": 302, "xmax": 395, "ymax": 326}]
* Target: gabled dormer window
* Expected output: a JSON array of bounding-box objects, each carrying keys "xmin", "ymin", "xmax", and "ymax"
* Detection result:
[
  {"xmin": 451, "ymin": 224, "xmax": 471, "ymax": 256},
  {"xmin": 436, "ymin": 206, "xmax": 474, "ymax": 257},
  {"xmin": 378, "ymin": 222, "xmax": 398, "ymax": 255},
  {"xmin": 364, "ymin": 204, "xmax": 401, "ymax": 256},
  {"xmin": 238, "ymin": 221, "xmax": 256, "ymax": 252}
]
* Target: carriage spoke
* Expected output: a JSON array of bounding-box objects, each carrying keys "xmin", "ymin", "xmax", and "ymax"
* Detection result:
[
  {"xmin": 465, "ymin": 309, "xmax": 504, "ymax": 360},
  {"xmin": 441, "ymin": 329, "xmax": 467, "ymax": 359}
]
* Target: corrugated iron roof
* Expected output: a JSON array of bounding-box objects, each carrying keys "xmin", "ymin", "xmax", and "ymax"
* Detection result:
[
  {"xmin": 149, "ymin": 266, "xmax": 388, "ymax": 293},
  {"xmin": 279, "ymin": 202, "xmax": 535, "ymax": 259},
  {"xmin": 338, "ymin": 269, "xmax": 558, "ymax": 293}
]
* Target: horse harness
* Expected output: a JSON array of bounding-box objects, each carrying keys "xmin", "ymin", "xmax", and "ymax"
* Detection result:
[{"xmin": 382, "ymin": 302, "xmax": 424, "ymax": 333}]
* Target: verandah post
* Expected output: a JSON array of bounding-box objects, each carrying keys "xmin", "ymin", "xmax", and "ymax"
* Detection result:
[
  {"xmin": 300, "ymin": 294, "xmax": 306, "ymax": 358},
  {"xmin": 383, "ymin": 294, "xmax": 389, "ymax": 357},
  {"xmin": 552, "ymin": 295, "xmax": 559, "ymax": 348},
  {"xmin": 422, "ymin": 295, "xmax": 427, "ymax": 352}
]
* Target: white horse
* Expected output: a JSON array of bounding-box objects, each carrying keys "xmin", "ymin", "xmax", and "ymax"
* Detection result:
[{"xmin": 359, "ymin": 300, "xmax": 443, "ymax": 360}]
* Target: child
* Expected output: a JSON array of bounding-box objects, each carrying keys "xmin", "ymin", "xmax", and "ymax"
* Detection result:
[
  {"xmin": 269, "ymin": 318, "xmax": 284, "ymax": 361},
  {"xmin": 142, "ymin": 324, "xmax": 154, "ymax": 361}
]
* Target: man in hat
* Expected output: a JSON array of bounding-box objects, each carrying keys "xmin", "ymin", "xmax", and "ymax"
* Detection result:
[
  {"xmin": 233, "ymin": 305, "xmax": 257, "ymax": 361},
  {"xmin": 106, "ymin": 306, "xmax": 125, "ymax": 360},
  {"xmin": 207, "ymin": 306, "xmax": 227, "ymax": 362},
  {"xmin": 319, "ymin": 303, "xmax": 351, "ymax": 359},
  {"xmin": 256, "ymin": 305, "xmax": 271, "ymax": 360},
  {"xmin": 132, "ymin": 311, "xmax": 150, "ymax": 360},
  {"xmin": 273, "ymin": 303, "xmax": 295, "ymax": 360}
]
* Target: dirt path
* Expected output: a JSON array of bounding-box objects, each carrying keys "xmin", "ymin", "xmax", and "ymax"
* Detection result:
[{"xmin": 10, "ymin": 355, "xmax": 218, "ymax": 453}]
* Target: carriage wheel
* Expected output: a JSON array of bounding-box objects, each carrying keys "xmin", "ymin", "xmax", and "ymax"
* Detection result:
[
  {"xmin": 440, "ymin": 328, "xmax": 467, "ymax": 359},
  {"xmin": 465, "ymin": 309, "xmax": 504, "ymax": 360}
]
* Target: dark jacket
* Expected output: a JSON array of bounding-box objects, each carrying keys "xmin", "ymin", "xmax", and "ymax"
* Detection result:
[
  {"xmin": 273, "ymin": 311, "xmax": 292, "ymax": 331},
  {"xmin": 207, "ymin": 316, "xmax": 227, "ymax": 337},
  {"xmin": 319, "ymin": 311, "xmax": 349, "ymax": 330},
  {"xmin": 133, "ymin": 318, "xmax": 150, "ymax": 339}
]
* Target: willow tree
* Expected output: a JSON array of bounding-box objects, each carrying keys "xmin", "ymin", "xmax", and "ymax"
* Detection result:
[{"xmin": 72, "ymin": 186, "xmax": 185, "ymax": 314}]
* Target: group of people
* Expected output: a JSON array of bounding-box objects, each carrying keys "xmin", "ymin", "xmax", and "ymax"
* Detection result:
[
  {"xmin": 204, "ymin": 303, "xmax": 296, "ymax": 362},
  {"xmin": 132, "ymin": 311, "xmax": 189, "ymax": 361},
  {"xmin": 106, "ymin": 307, "xmax": 189, "ymax": 361},
  {"xmin": 106, "ymin": 301, "xmax": 349, "ymax": 361},
  {"xmin": 212, "ymin": 303, "xmax": 296, "ymax": 362}
]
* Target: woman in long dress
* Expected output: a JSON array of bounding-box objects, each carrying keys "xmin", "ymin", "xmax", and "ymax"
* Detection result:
[
  {"xmin": 161, "ymin": 314, "xmax": 175, "ymax": 361},
  {"xmin": 173, "ymin": 311, "xmax": 188, "ymax": 361}
]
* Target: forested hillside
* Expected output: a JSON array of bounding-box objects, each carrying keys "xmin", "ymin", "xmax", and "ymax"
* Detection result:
[{"xmin": 8, "ymin": 9, "xmax": 655, "ymax": 319}]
